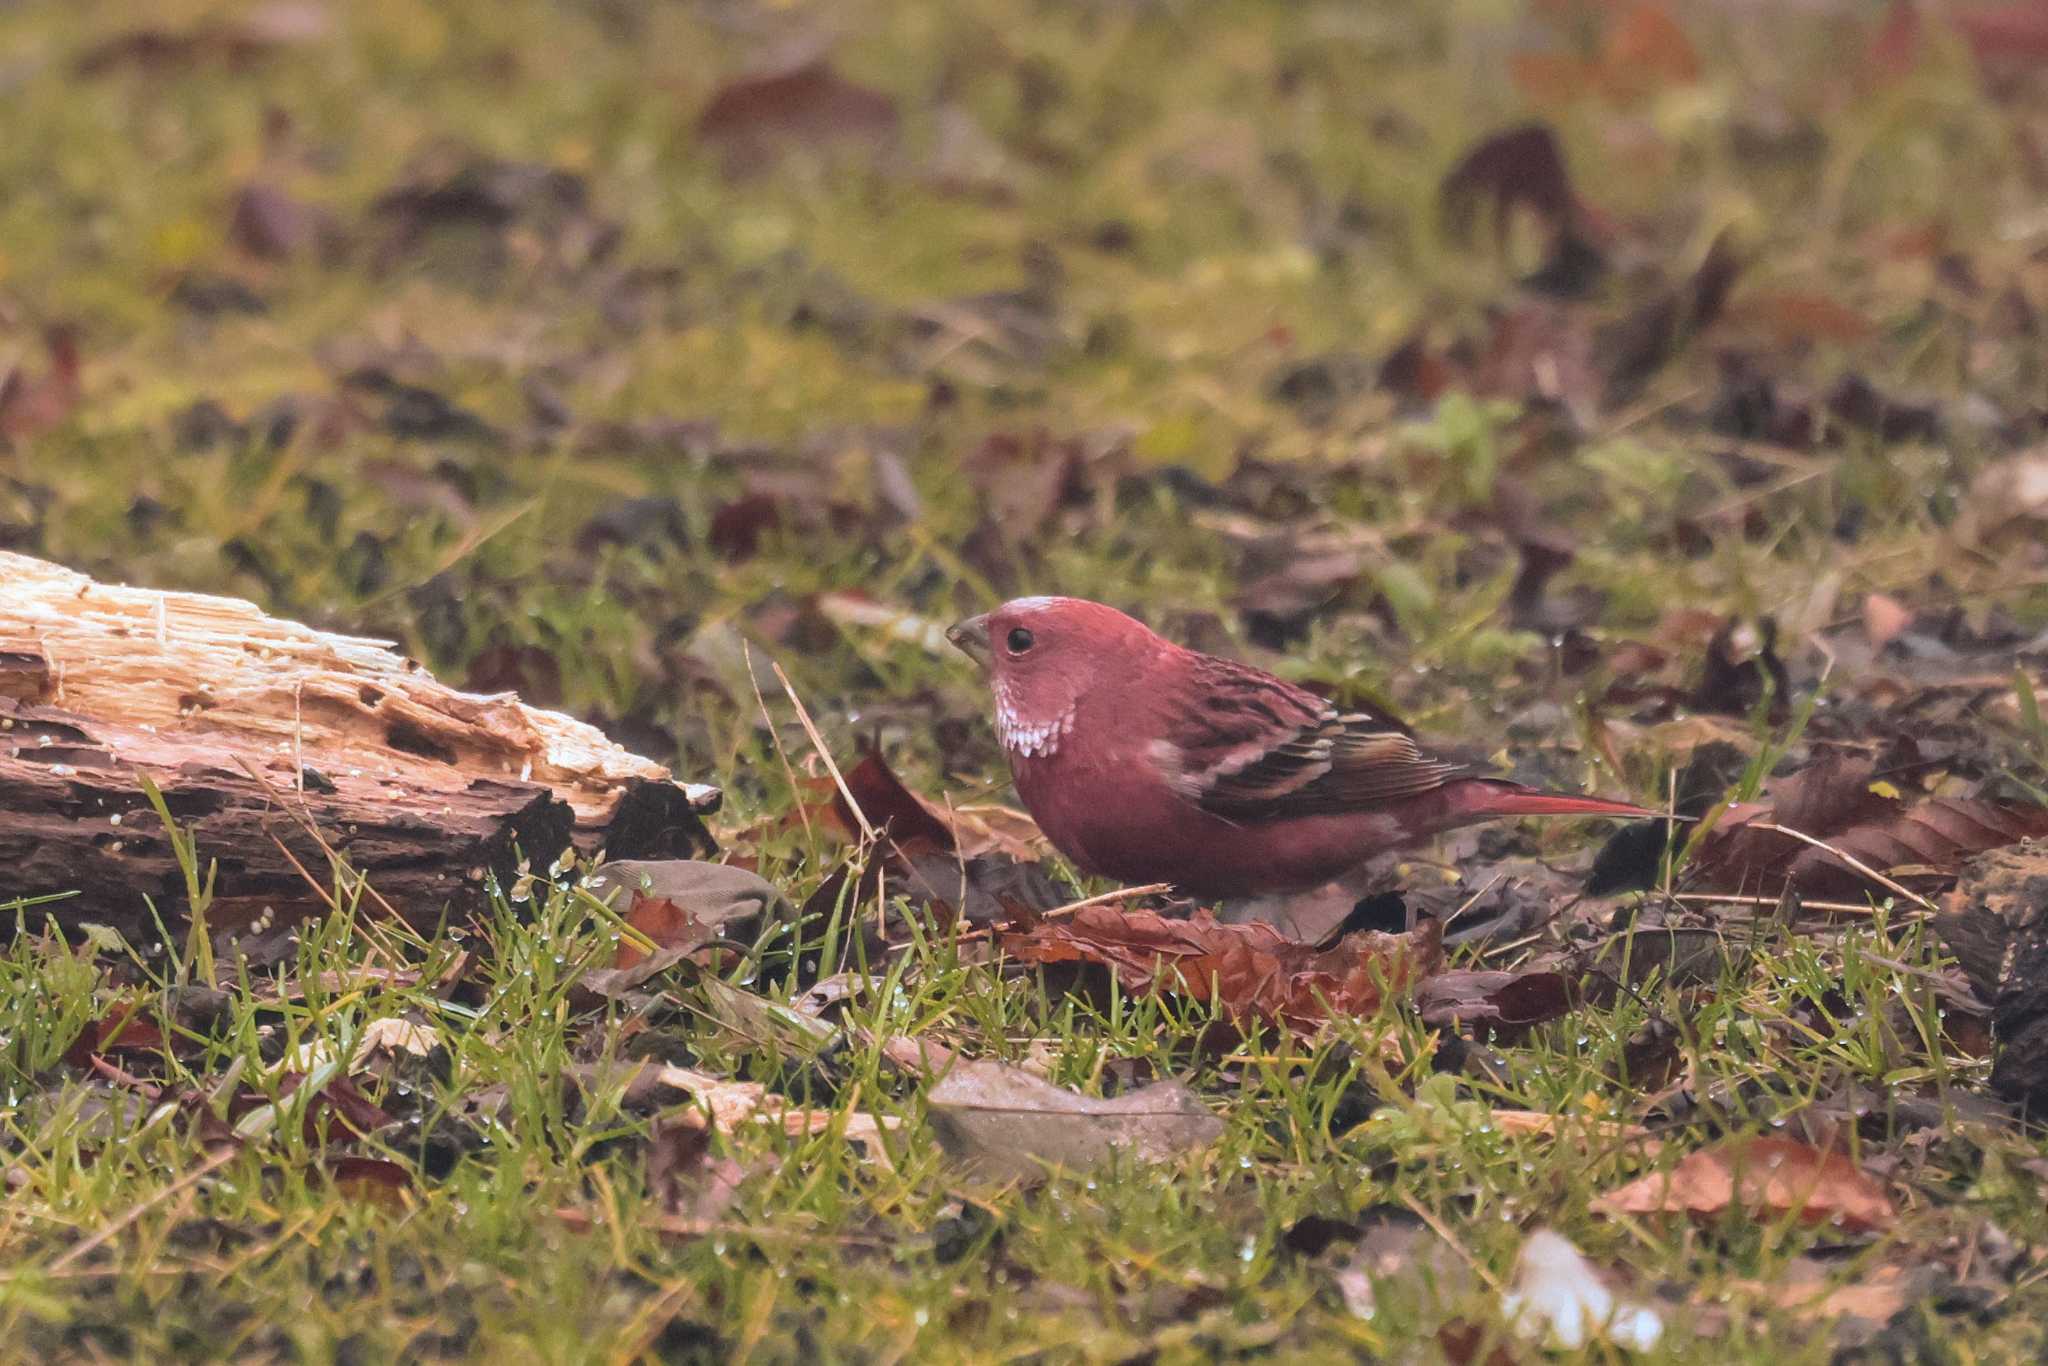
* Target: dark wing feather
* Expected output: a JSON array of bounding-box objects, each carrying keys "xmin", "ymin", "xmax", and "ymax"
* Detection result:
[{"xmin": 1170, "ymin": 656, "xmax": 1468, "ymax": 821}]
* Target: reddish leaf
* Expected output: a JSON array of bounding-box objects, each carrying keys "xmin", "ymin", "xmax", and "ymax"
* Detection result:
[
  {"xmin": 1594, "ymin": 1137, "xmax": 1895, "ymax": 1231},
  {"xmin": 612, "ymin": 894, "xmax": 719, "ymax": 971},
  {"xmin": 1957, "ymin": 4, "xmax": 2048, "ymax": 68},
  {"xmin": 62, "ymin": 999, "xmax": 191, "ymax": 1068},
  {"xmin": 584, "ymin": 861, "xmax": 787, "ymax": 990},
  {"xmin": 1512, "ymin": 2, "xmax": 1699, "ymax": 107},
  {"xmin": 1601, "ymin": 3, "xmax": 1700, "ymax": 97},
  {"xmin": 1868, "ymin": 1, "xmax": 1924, "ymax": 78},
  {"xmin": 1733, "ymin": 291, "xmax": 1877, "ymax": 347},
  {"xmin": 1862, "ymin": 593, "xmax": 1914, "ymax": 649},
  {"xmin": 1005, "ymin": 907, "xmax": 1443, "ymax": 1033},
  {"xmin": 281, "ymin": 1073, "xmax": 395, "ymax": 1143}
]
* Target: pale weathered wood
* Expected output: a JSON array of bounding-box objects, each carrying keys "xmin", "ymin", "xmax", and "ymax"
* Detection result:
[{"xmin": 0, "ymin": 551, "xmax": 717, "ymax": 938}]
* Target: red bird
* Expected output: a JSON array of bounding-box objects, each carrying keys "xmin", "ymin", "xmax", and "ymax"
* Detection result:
[{"xmin": 947, "ymin": 596, "xmax": 1657, "ymax": 900}]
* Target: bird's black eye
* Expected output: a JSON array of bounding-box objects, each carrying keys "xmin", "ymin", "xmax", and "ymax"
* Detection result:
[{"xmin": 1006, "ymin": 627, "xmax": 1035, "ymax": 654}]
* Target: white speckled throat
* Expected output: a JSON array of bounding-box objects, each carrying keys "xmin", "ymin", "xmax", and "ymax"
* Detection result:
[{"xmin": 993, "ymin": 674, "xmax": 1076, "ymax": 758}]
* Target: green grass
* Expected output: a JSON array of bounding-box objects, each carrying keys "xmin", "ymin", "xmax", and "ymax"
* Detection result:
[{"xmin": 4, "ymin": 0, "xmax": 2048, "ymax": 1358}]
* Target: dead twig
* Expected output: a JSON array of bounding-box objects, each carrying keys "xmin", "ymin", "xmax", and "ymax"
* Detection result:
[{"xmin": 1668, "ymin": 891, "xmax": 1917, "ymax": 917}]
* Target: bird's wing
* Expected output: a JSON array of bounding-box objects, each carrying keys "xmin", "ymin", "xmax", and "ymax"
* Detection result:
[{"xmin": 1168, "ymin": 655, "xmax": 1469, "ymax": 820}]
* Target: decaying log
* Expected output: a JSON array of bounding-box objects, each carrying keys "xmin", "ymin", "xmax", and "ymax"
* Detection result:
[
  {"xmin": 0, "ymin": 551, "xmax": 717, "ymax": 942},
  {"xmin": 1936, "ymin": 840, "xmax": 2048, "ymax": 1115}
]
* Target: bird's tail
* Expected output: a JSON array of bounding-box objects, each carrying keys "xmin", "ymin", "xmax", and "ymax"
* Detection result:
[{"xmin": 1458, "ymin": 782, "xmax": 1671, "ymax": 822}]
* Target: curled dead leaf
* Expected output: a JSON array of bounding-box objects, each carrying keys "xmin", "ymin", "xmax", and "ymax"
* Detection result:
[
  {"xmin": 1004, "ymin": 906, "xmax": 1442, "ymax": 1033},
  {"xmin": 1593, "ymin": 1136, "xmax": 1895, "ymax": 1232}
]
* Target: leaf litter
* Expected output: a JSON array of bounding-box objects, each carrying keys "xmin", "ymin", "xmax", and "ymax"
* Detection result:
[{"xmin": 10, "ymin": 0, "xmax": 2048, "ymax": 1356}]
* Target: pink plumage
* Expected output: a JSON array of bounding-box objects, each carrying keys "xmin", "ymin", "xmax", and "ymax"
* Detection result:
[{"xmin": 947, "ymin": 596, "xmax": 1656, "ymax": 900}]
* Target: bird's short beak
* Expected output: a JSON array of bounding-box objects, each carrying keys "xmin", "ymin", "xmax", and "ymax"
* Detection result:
[{"xmin": 946, "ymin": 613, "xmax": 992, "ymax": 669}]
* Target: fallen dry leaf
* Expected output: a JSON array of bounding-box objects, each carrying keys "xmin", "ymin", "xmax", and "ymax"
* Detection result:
[
  {"xmin": 925, "ymin": 1060, "xmax": 1223, "ymax": 1183},
  {"xmin": 1593, "ymin": 1137, "xmax": 1895, "ymax": 1232},
  {"xmin": 351, "ymin": 1018, "xmax": 441, "ymax": 1069},
  {"xmin": 1004, "ymin": 906, "xmax": 1443, "ymax": 1033},
  {"xmin": 1685, "ymin": 753, "xmax": 2048, "ymax": 901},
  {"xmin": 653, "ymin": 1065, "xmax": 897, "ymax": 1162},
  {"xmin": 645, "ymin": 1119, "xmax": 746, "ymax": 1228},
  {"xmin": 1415, "ymin": 970, "xmax": 1573, "ymax": 1040},
  {"xmin": 1728, "ymin": 1258, "xmax": 1931, "ymax": 1325},
  {"xmin": 697, "ymin": 54, "xmax": 899, "ymax": 175},
  {"xmin": 583, "ymin": 859, "xmax": 786, "ymax": 987}
]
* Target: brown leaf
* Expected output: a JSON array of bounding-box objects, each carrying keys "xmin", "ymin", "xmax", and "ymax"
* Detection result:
[
  {"xmin": 62, "ymin": 999, "xmax": 196, "ymax": 1068},
  {"xmin": 615, "ymin": 897, "xmax": 718, "ymax": 970},
  {"xmin": 1415, "ymin": 970, "xmax": 1574, "ymax": 1040},
  {"xmin": 0, "ymin": 325, "xmax": 82, "ymax": 444},
  {"xmin": 1731, "ymin": 1259, "xmax": 1932, "ymax": 1326},
  {"xmin": 697, "ymin": 56, "xmax": 899, "ymax": 175},
  {"xmin": 228, "ymin": 183, "xmax": 326, "ymax": 262},
  {"xmin": 1441, "ymin": 124, "xmax": 1580, "ymax": 250},
  {"xmin": 827, "ymin": 749, "xmax": 1044, "ymax": 865},
  {"xmin": 585, "ymin": 860, "xmax": 787, "ymax": 973},
  {"xmin": 835, "ymin": 749, "xmax": 957, "ymax": 855},
  {"xmin": 651, "ymin": 1064, "xmax": 897, "ymax": 1162},
  {"xmin": 1688, "ymin": 753, "xmax": 2048, "ymax": 899},
  {"xmin": 961, "ymin": 429, "xmax": 1083, "ymax": 543},
  {"xmin": 1733, "ymin": 291, "xmax": 1876, "ymax": 347},
  {"xmin": 328, "ymin": 1156, "xmax": 413, "ymax": 1210},
  {"xmin": 1004, "ymin": 907, "xmax": 1443, "ymax": 1033},
  {"xmin": 645, "ymin": 1119, "xmax": 745, "ymax": 1226},
  {"xmin": 924, "ymin": 1060, "xmax": 1224, "ymax": 1184},
  {"xmin": 1593, "ymin": 1137, "xmax": 1895, "ymax": 1231},
  {"xmin": 74, "ymin": 5, "xmax": 331, "ymax": 76},
  {"xmin": 284, "ymin": 1073, "xmax": 395, "ymax": 1143},
  {"xmin": 1512, "ymin": 1, "xmax": 1699, "ymax": 108}
]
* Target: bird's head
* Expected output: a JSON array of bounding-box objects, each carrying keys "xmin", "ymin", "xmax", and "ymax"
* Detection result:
[{"xmin": 946, "ymin": 596, "xmax": 1167, "ymax": 758}]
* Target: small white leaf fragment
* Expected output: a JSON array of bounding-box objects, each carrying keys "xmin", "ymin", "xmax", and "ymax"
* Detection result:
[
  {"xmin": 1499, "ymin": 1229, "xmax": 1663, "ymax": 1352},
  {"xmin": 353, "ymin": 1017, "xmax": 441, "ymax": 1067}
]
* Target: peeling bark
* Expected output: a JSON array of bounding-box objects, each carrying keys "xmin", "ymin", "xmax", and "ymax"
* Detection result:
[{"xmin": 0, "ymin": 552, "xmax": 716, "ymax": 940}]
